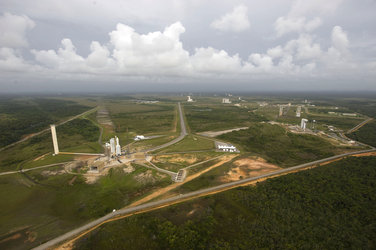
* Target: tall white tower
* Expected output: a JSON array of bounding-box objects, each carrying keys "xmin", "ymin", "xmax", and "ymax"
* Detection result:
[
  {"xmin": 110, "ymin": 138, "xmax": 115, "ymax": 155},
  {"xmin": 50, "ymin": 124, "xmax": 59, "ymax": 155},
  {"xmin": 301, "ymin": 118, "xmax": 308, "ymax": 130},
  {"xmin": 279, "ymin": 106, "xmax": 284, "ymax": 116},
  {"xmin": 296, "ymin": 106, "xmax": 301, "ymax": 117},
  {"xmin": 115, "ymin": 136, "xmax": 121, "ymax": 156}
]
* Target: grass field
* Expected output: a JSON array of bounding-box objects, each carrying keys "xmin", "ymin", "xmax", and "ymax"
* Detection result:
[
  {"xmin": 107, "ymin": 102, "xmax": 176, "ymax": 134},
  {"xmin": 218, "ymin": 123, "xmax": 342, "ymax": 167},
  {"xmin": 153, "ymin": 135, "xmax": 215, "ymax": 154},
  {"xmin": 184, "ymin": 104, "xmax": 266, "ymax": 132},
  {"xmin": 0, "ymin": 165, "xmax": 171, "ymax": 250},
  {"xmin": 73, "ymin": 156, "xmax": 376, "ymax": 249}
]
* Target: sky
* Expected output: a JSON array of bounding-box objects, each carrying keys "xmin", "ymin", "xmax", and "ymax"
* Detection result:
[{"xmin": 0, "ymin": 0, "xmax": 376, "ymax": 92}]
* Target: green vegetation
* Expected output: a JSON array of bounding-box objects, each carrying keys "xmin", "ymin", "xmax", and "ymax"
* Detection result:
[
  {"xmin": 184, "ymin": 104, "xmax": 265, "ymax": 132},
  {"xmin": 0, "ymin": 166, "xmax": 171, "ymax": 250},
  {"xmin": 347, "ymin": 120, "xmax": 376, "ymax": 147},
  {"xmin": 73, "ymin": 156, "xmax": 376, "ymax": 249},
  {"xmin": 0, "ymin": 118, "xmax": 100, "ymax": 172},
  {"xmin": 0, "ymin": 97, "xmax": 90, "ymax": 147},
  {"xmin": 153, "ymin": 135, "xmax": 215, "ymax": 154},
  {"xmin": 219, "ymin": 123, "xmax": 338, "ymax": 167},
  {"xmin": 108, "ymin": 103, "xmax": 176, "ymax": 134}
]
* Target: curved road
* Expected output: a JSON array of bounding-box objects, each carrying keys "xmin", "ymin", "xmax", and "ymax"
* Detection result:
[
  {"xmin": 33, "ymin": 148, "xmax": 376, "ymax": 250},
  {"xmin": 144, "ymin": 102, "xmax": 187, "ymax": 153}
]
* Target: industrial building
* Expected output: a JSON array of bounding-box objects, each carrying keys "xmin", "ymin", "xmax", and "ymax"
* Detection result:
[
  {"xmin": 222, "ymin": 98, "xmax": 231, "ymax": 104},
  {"xmin": 215, "ymin": 142, "xmax": 238, "ymax": 152},
  {"xmin": 187, "ymin": 96, "xmax": 193, "ymax": 102},
  {"xmin": 301, "ymin": 118, "xmax": 308, "ymax": 130}
]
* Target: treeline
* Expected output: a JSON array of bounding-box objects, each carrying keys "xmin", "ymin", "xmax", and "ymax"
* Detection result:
[
  {"xmin": 0, "ymin": 98, "xmax": 89, "ymax": 147},
  {"xmin": 74, "ymin": 156, "xmax": 376, "ymax": 249}
]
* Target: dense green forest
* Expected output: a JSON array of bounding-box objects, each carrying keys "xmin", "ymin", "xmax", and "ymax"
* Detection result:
[
  {"xmin": 347, "ymin": 120, "xmax": 376, "ymax": 147},
  {"xmin": 74, "ymin": 156, "xmax": 376, "ymax": 249},
  {"xmin": 218, "ymin": 123, "xmax": 337, "ymax": 167},
  {"xmin": 0, "ymin": 98, "xmax": 89, "ymax": 147}
]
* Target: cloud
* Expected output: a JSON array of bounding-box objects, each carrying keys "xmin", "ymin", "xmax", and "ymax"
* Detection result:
[
  {"xmin": 275, "ymin": 16, "xmax": 322, "ymax": 37},
  {"xmin": 0, "ymin": 12, "xmax": 35, "ymax": 48},
  {"xmin": 274, "ymin": 0, "xmax": 343, "ymax": 37},
  {"xmin": 210, "ymin": 5, "xmax": 250, "ymax": 32},
  {"xmin": 0, "ymin": 47, "xmax": 33, "ymax": 71}
]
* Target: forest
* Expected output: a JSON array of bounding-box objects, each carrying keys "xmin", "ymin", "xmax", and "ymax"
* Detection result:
[
  {"xmin": 0, "ymin": 98, "xmax": 89, "ymax": 147},
  {"xmin": 73, "ymin": 156, "xmax": 376, "ymax": 249}
]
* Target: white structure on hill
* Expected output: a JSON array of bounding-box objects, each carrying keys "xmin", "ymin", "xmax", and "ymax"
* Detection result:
[
  {"xmin": 187, "ymin": 96, "xmax": 193, "ymax": 102},
  {"xmin": 222, "ymin": 98, "xmax": 231, "ymax": 104},
  {"xmin": 217, "ymin": 144, "xmax": 237, "ymax": 152},
  {"xmin": 110, "ymin": 138, "xmax": 116, "ymax": 154},
  {"xmin": 115, "ymin": 136, "xmax": 121, "ymax": 156},
  {"xmin": 301, "ymin": 118, "xmax": 308, "ymax": 130},
  {"xmin": 50, "ymin": 124, "xmax": 59, "ymax": 155}
]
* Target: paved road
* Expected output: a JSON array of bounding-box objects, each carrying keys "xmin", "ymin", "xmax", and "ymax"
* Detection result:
[
  {"xmin": 32, "ymin": 148, "xmax": 376, "ymax": 250},
  {"xmin": 0, "ymin": 107, "xmax": 98, "ymax": 153},
  {"xmin": 145, "ymin": 102, "xmax": 187, "ymax": 153},
  {"xmin": 0, "ymin": 162, "xmax": 74, "ymax": 176},
  {"xmin": 347, "ymin": 117, "xmax": 373, "ymax": 134}
]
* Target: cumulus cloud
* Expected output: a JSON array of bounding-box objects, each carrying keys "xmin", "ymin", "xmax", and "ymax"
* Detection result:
[
  {"xmin": 210, "ymin": 5, "xmax": 250, "ymax": 32},
  {"xmin": 275, "ymin": 16, "xmax": 322, "ymax": 37},
  {"xmin": 274, "ymin": 0, "xmax": 343, "ymax": 37},
  {"xmin": 109, "ymin": 22, "xmax": 190, "ymax": 73},
  {"xmin": 0, "ymin": 12, "xmax": 35, "ymax": 48},
  {"xmin": 0, "ymin": 47, "xmax": 32, "ymax": 71}
]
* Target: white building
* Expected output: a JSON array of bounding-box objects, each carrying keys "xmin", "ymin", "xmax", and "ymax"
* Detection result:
[
  {"xmin": 134, "ymin": 135, "xmax": 146, "ymax": 141},
  {"xmin": 222, "ymin": 98, "xmax": 231, "ymax": 104},
  {"xmin": 217, "ymin": 144, "xmax": 237, "ymax": 152},
  {"xmin": 115, "ymin": 136, "xmax": 121, "ymax": 156},
  {"xmin": 301, "ymin": 118, "xmax": 308, "ymax": 130},
  {"xmin": 110, "ymin": 138, "xmax": 116, "ymax": 154},
  {"xmin": 187, "ymin": 96, "xmax": 193, "ymax": 102}
]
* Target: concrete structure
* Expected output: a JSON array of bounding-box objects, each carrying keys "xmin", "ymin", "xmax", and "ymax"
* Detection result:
[
  {"xmin": 105, "ymin": 143, "xmax": 111, "ymax": 160},
  {"xmin": 115, "ymin": 136, "xmax": 121, "ymax": 156},
  {"xmin": 187, "ymin": 96, "xmax": 193, "ymax": 102},
  {"xmin": 342, "ymin": 113, "xmax": 357, "ymax": 117},
  {"xmin": 134, "ymin": 135, "xmax": 146, "ymax": 141},
  {"xmin": 50, "ymin": 124, "xmax": 59, "ymax": 155},
  {"xmin": 296, "ymin": 106, "xmax": 301, "ymax": 117},
  {"xmin": 222, "ymin": 98, "xmax": 231, "ymax": 104},
  {"xmin": 301, "ymin": 118, "xmax": 308, "ymax": 130},
  {"xmin": 110, "ymin": 138, "xmax": 115, "ymax": 154},
  {"xmin": 216, "ymin": 142, "xmax": 237, "ymax": 152},
  {"xmin": 279, "ymin": 105, "xmax": 284, "ymax": 116}
]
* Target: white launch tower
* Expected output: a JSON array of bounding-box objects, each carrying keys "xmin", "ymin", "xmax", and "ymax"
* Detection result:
[
  {"xmin": 301, "ymin": 118, "xmax": 308, "ymax": 131},
  {"xmin": 50, "ymin": 124, "xmax": 59, "ymax": 155},
  {"xmin": 110, "ymin": 138, "xmax": 115, "ymax": 155},
  {"xmin": 115, "ymin": 136, "xmax": 121, "ymax": 156}
]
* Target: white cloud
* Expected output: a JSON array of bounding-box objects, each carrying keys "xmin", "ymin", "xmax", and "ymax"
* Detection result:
[
  {"xmin": 210, "ymin": 5, "xmax": 250, "ymax": 32},
  {"xmin": 274, "ymin": 0, "xmax": 343, "ymax": 37},
  {"xmin": 331, "ymin": 26, "xmax": 349, "ymax": 53},
  {"xmin": 191, "ymin": 47, "xmax": 243, "ymax": 73},
  {"xmin": 109, "ymin": 22, "xmax": 190, "ymax": 73},
  {"xmin": 274, "ymin": 16, "xmax": 322, "ymax": 37},
  {"xmin": 0, "ymin": 12, "xmax": 35, "ymax": 48}
]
